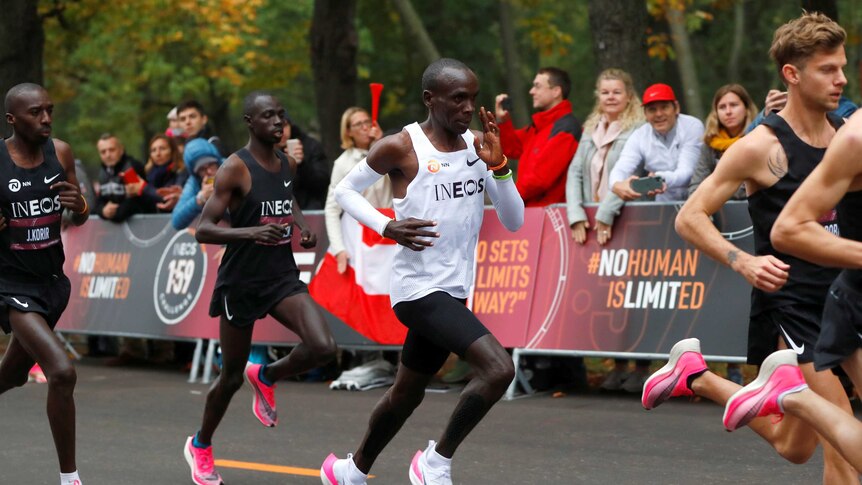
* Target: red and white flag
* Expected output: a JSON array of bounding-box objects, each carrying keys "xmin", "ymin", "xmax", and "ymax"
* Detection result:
[{"xmin": 309, "ymin": 209, "xmax": 406, "ymax": 344}]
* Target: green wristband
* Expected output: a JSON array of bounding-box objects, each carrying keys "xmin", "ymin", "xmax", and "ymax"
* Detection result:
[{"xmin": 492, "ymin": 169, "xmax": 513, "ymax": 181}]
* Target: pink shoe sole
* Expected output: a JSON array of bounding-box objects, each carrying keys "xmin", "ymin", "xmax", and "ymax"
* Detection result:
[{"xmin": 642, "ymin": 338, "xmax": 706, "ymax": 410}]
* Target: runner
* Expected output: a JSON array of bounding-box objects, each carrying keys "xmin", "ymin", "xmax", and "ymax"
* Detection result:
[
  {"xmin": 642, "ymin": 13, "xmax": 858, "ymax": 483},
  {"xmin": 183, "ymin": 91, "xmax": 336, "ymax": 485},
  {"xmin": 320, "ymin": 58, "xmax": 524, "ymax": 485},
  {"xmin": 722, "ymin": 106, "xmax": 862, "ymax": 473},
  {"xmin": 0, "ymin": 83, "xmax": 89, "ymax": 485}
]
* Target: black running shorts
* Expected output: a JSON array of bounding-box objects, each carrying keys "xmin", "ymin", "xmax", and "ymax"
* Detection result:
[
  {"xmin": 0, "ymin": 275, "xmax": 71, "ymax": 334},
  {"xmin": 209, "ymin": 272, "xmax": 308, "ymax": 327},
  {"xmin": 747, "ymin": 304, "xmax": 822, "ymax": 366},
  {"xmin": 815, "ymin": 273, "xmax": 862, "ymax": 371},
  {"xmin": 393, "ymin": 291, "xmax": 491, "ymax": 375}
]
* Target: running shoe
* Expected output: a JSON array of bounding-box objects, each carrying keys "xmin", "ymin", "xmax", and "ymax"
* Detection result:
[
  {"xmin": 320, "ymin": 453, "xmax": 367, "ymax": 485},
  {"xmin": 244, "ymin": 362, "xmax": 277, "ymax": 427},
  {"xmin": 409, "ymin": 441, "xmax": 452, "ymax": 485},
  {"xmin": 641, "ymin": 338, "xmax": 707, "ymax": 410},
  {"xmin": 723, "ymin": 349, "xmax": 808, "ymax": 431},
  {"xmin": 28, "ymin": 364, "xmax": 47, "ymax": 384},
  {"xmin": 183, "ymin": 436, "xmax": 223, "ymax": 485}
]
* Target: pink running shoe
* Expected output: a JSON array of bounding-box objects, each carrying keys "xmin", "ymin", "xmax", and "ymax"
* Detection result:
[
  {"xmin": 28, "ymin": 364, "xmax": 47, "ymax": 384},
  {"xmin": 320, "ymin": 453, "xmax": 367, "ymax": 485},
  {"xmin": 183, "ymin": 436, "xmax": 223, "ymax": 485},
  {"xmin": 409, "ymin": 441, "xmax": 452, "ymax": 485},
  {"xmin": 723, "ymin": 349, "xmax": 808, "ymax": 431},
  {"xmin": 641, "ymin": 338, "xmax": 708, "ymax": 410},
  {"xmin": 244, "ymin": 362, "xmax": 277, "ymax": 427}
]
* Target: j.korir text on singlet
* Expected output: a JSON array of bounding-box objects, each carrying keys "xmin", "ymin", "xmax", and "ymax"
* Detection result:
[
  {"xmin": 10, "ymin": 196, "xmax": 62, "ymax": 218},
  {"xmin": 433, "ymin": 177, "xmax": 485, "ymax": 202},
  {"xmin": 260, "ymin": 199, "xmax": 293, "ymax": 216}
]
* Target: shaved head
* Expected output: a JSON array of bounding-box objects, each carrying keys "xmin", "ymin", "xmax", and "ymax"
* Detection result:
[
  {"xmin": 4, "ymin": 82, "xmax": 47, "ymax": 114},
  {"xmin": 421, "ymin": 58, "xmax": 473, "ymax": 94},
  {"xmin": 243, "ymin": 90, "xmax": 277, "ymax": 117}
]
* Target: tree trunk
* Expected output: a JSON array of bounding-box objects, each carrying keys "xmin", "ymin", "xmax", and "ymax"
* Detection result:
[
  {"xmin": 310, "ymin": 0, "xmax": 358, "ymax": 163},
  {"xmin": 588, "ymin": 0, "xmax": 651, "ymax": 93},
  {"xmin": 0, "ymin": 0, "xmax": 44, "ymax": 138},
  {"xmin": 391, "ymin": 0, "xmax": 440, "ymax": 65},
  {"xmin": 498, "ymin": 0, "xmax": 528, "ymax": 126},
  {"xmin": 801, "ymin": 0, "xmax": 838, "ymax": 20},
  {"xmin": 666, "ymin": 7, "xmax": 704, "ymax": 119},
  {"xmin": 727, "ymin": 0, "xmax": 745, "ymax": 82}
]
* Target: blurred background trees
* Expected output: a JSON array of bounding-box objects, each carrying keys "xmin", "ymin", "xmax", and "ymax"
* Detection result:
[{"xmin": 0, "ymin": 0, "xmax": 857, "ymax": 167}]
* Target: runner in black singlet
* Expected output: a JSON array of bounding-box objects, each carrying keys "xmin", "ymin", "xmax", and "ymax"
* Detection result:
[
  {"xmin": 758, "ymin": 108, "xmax": 862, "ymax": 473},
  {"xmin": 182, "ymin": 91, "xmax": 336, "ymax": 485},
  {"xmin": 642, "ymin": 13, "xmax": 858, "ymax": 484},
  {"xmin": 0, "ymin": 83, "xmax": 88, "ymax": 485}
]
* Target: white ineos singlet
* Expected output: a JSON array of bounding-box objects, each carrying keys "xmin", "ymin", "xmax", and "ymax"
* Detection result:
[{"xmin": 390, "ymin": 122, "xmax": 491, "ymax": 306}]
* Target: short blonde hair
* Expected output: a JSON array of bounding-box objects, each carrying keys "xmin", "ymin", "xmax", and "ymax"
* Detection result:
[
  {"xmin": 703, "ymin": 84, "xmax": 759, "ymax": 143},
  {"xmin": 583, "ymin": 68, "xmax": 644, "ymax": 134},
  {"xmin": 770, "ymin": 12, "xmax": 846, "ymax": 84},
  {"xmin": 340, "ymin": 107, "xmax": 369, "ymax": 150}
]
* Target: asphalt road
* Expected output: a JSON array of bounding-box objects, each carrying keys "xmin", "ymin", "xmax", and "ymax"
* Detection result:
[{"xmin": 2, "ymin": 359, "xmax": 854, "ymax": 484}]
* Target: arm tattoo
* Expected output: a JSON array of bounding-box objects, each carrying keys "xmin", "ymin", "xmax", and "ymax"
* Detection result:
[
  {"xmin": 727, "ymin": 250, "xmax": 739, "ymax": 266},
  {"xmin": 766, "ymin": 148, "xmax": 788, "ymax": 178}
]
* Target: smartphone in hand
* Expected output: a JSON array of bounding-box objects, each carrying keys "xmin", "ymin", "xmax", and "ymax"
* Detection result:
[
  {"xmin": 121, "ymin": 168, "xmax": 143, "ymax": 185},
  {"xmin": 630, "ymin": 175, "xmax": 664, "ymax": 195},
  {"xmin": 500, "ymin": 97, "xmax": 513, "ymax": 112}
]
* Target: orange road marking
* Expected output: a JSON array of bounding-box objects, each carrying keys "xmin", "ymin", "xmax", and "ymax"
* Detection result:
[{"xmin": 215, "ymin": 459, "xmax": 375, "ymax": 478}]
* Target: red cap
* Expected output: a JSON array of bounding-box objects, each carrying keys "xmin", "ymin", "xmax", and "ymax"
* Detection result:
[{"xmin": 642, "ymin": 83, "xmax": 676, "ymax": 105}]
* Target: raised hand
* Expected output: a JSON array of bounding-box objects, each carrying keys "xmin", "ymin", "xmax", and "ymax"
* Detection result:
[
  {"xmin": 383, "ymin": 218, "xmax": 439, "ymax": 251},
  {"xmin": 51, "ymin": 181, "xmax": 86, "ymax": 213},
  {"xmin": 473, "ymin": 107, "xmax": 505, "ymax": 169}
]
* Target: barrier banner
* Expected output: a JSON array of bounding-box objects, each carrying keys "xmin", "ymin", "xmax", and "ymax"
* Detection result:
[
  {"xmin": 58, "ymin": 215, "xmax": 375, "ymax": 346},
  {"xmin": 521, "ymin": 202, "xmax": 753, "ymax": 356},
  {"xmin": 57, "ymin": 202, "xmax": 755, "ymax": 358}
]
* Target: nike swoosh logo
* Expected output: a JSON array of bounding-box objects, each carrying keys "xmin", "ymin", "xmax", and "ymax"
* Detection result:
[
  {"xmin": 224, "ymin": 296, "xmax": 233, "ymax": 321},
  {"xmin": 829, "ymin": 289, "xmax": 840, "ymax": 299},
  {"xmin": 44, "ymin": 173, "xmax": 60, "ymax": 184},
  {"xmin": 858, "ymin": 333, "xmax": 862, "ymax": 342},
  {"xmin": 11, "ymin": 297, "xmax": 29, "ymax": 308},
  {"xmin": 284, "ymin": 181, "xmax": 291, "ymax": 188},
  {"xmin": 778, "ymin": 324, "xmax": 805, "ymax": 355},
  {"xmin": 466, "ymin": 158, "xmax": 481, "ymax": 167}
]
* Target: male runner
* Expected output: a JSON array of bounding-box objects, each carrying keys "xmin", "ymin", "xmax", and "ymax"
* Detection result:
[
  {"xmin": 320, "ymin": 58, "xmax": 524, "ymax": 485},
  {"xmin": 0, "ymin": 83, "xmax": 88, "ymax": 485},
  {"xmin": 183, "ymin": 91, "xmax": 337, "ymax": 485},
  {"xmin": 720, "ymin": 107, "xmax": 862, "ymax": 472},
  {"xmin": 641, "ymin": 13, "xmax": 858, "ymax": 483}
]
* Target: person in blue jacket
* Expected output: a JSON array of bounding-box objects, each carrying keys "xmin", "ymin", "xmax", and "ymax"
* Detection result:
[{"xmin": 172, "ymin": 138, "xmax": 223, "ymax": 230}]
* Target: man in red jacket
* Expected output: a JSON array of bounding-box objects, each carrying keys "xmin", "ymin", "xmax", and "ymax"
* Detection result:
[{"xmin": 495, "ymin": 67, "xmax": 582, "ymax": 206}]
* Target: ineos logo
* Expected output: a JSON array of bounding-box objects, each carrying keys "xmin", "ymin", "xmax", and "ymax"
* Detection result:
[{"xmin": 8, "ymin": 179, "xmax": 21, "ymax": 192}]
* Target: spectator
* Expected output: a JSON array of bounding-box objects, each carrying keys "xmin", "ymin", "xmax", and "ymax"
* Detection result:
[
  {"xmin": 94, "ymin": 133, "xmax": 160, "ymax": 222},
  {"xmin": 177, "ymin": 100, "xmax": 223, "ymax": 154},
  {"xmin": 496, "ymin": 67, "xmax": 582, "ymax": 206},
  {"xmin": 166, "ymin": 106, "xmax": 183, "ymax": 138},
  {"xmin": 609, "ymin": 83, "xmax": 704, "ymax": 203},
  {"xmin": 324, "ymin": 107, "xmax": 389, "ymax": 273},
  {"xmin": 566, "ymin": 68, "xmax": 644, "ymax": 247},
  {"xmin": 604, "ymin": 83, "xmax": 704, "ymax": 393},
  {"xmin": 690, "ymin": 84, "xmax": 759, "ymax": 200},
  {"xmin": 145, "ymin": 134, "xmax": 188, "ymax": 213},
  {"xmin": 745, "ymin": 89, "xmax": 856, "ymax": 134},
  {"xmin": 171, "ymin": 138, "xmax": 223, "ymax": 230},
  {"xmin": 276, "ymin": 114, "xmax": 330, "ymax": 210}
]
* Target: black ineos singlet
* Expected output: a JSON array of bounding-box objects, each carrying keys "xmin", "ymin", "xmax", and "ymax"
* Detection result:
[
  {"xmin": 748, "ymin": 113, "xmax": 842, "ymax": 314},
  {"xmin": 837, "ymin": 190, "xmax": 862, "ymax": 287},
  {"xmin": 215, "ymin": 148, "xmax": 298, "ymax": 287},
  {"xmin": 0, "ymin": 139, "xmax": 67, "ymax": 281}
]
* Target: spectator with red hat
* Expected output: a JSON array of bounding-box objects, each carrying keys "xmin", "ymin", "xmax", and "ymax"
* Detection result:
[{"xmin": 608, "ymin": 83, "xmax": 704, "ymax": 203}]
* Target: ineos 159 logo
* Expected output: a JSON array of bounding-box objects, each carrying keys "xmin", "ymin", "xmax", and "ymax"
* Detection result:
[
  {"xmin": 154, "ymin": 230, "xmax": 207, "ymax": 325},
  {"xmin": 8, "ymin": 179, "xmax": 21, "ymax": 192}
]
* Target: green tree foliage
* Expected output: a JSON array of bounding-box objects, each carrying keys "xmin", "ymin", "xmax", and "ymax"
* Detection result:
[{"xmin": 42, "ymin": 0, "xmax": 312, "ymax": 165}]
